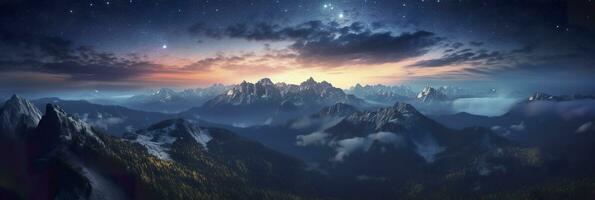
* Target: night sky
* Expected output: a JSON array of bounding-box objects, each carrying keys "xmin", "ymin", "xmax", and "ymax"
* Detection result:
[{"xmin": 1, "ymin": 0, "xmax": 595, "ymax": 97}]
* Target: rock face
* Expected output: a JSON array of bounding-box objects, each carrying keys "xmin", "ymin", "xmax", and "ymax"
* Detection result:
[
  {"xmin": 31, "ymin": 104, "xmax": 105, "ymax": 157},
  {"xmin": 416, "ymin": 86, "xmax": 448, "ymax": 103},
  {"xmin": 0, "ymin": 95, "xmax": 43, "ymax": 137},
  {"xmin": 326, "ymin": 102, "xmax": 447, "ymax": 140},
  {"xmin": 212, "ymin": 78, "xmax": 282, "ymax": 106}
]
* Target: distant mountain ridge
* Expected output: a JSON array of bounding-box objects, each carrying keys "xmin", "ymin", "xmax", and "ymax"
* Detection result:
[
  {"xmin": 125, "ymin": 84, "xmax": 231, "ymax": 113},
  {"xmin": 346, "ymin": 83, "xmax": 415, "ymax": 105},
  {"xmin": 184, "ymin": 77, "xmax": 367, "ymax": 126},
  {"xmin": 205, "ymin": 78, "xmax": 363, "ymax": 107},
  {"xmin": 32, "ymin": 97, "xmax": 173, "ymax": 136}
]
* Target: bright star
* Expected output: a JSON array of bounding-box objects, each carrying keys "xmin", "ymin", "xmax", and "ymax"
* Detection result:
[
  {"xmin": 338, "ymin": 13, "xmax": 344, "ymax": 18},
  {"xmin": 162, "ymin": 44, "xmax": 167, "ymax": 49}
]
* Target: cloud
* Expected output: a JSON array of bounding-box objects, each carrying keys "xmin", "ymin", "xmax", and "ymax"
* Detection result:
[
  {"xmin": 412, "ymin": 135, "xmax": 444, "ymax": 163},
  {"xmin": 332, "ymin": 131, "xmax": 403, "ymax": 161},
  {"xmin": 411, "ymin": 48, "xmax": 505, "ymax": 67},
  {"xmin": 356, "ymin": 175, "xmax": 387, "ymax": 181},
  {"xmin": 451, "ymin": 97, "xmax": 521, "ymax": 117},
  {"xmin": 333, "ymin": 137, "xmax": 367, "ymax": 161},
  {"xmin": 290, "ymin": 116, "xmax": 344, "ymax": 130},
  {"xmin": 297, "ymin": 131, "xmax": 404, "ymax": 161},
  {"xmin": 510, "ymin": 121, "xmax": 525, "ymax": 132},
  {"xmin": 189, "ymin": 21, "xmax": 442, "ymax": 66},
  {"xmin": 292, "ymin": 30, "xmax": 440, "ymax": 66},
  {"xmin": 180, "ymin": 53, "xmax": 293, "ymax": 75},
  {"xmin": 0, "ymin": 35, "xmax": 165, "ymax": 81},
  {"xmin": 576, "ymin": 122, "xmax": 593, "ymax": 134},
  {"xmin": 296, "ymin": 131, "xmax": 329, "ymax": 146},
  {"xmin": 78, "ymin": 113, "xmax": 126, "ymax": 130},
  {"xmin": 523, "ymin": 100, "xmax": 595, "ymax": 120}
]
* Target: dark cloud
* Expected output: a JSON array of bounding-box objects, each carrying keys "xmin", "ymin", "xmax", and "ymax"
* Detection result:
[
  {"xmin": 411, "ymin": 49, "xmax": 505, "ymax": 67},
  {"xmin": 450, "ymin": 42, "xmax": 464, "ymax": 49},
  {"xmin": 292, "ymin": 30, "xmax": 441, "ymax": 65},
  {"xmin": 469, "ymin": 41, "xmax": 484, "ymax": 46},
  {"xmin": 0, "ymin": 34, "xmax": 162, "ymax": 81},
  {"xmin": 180, "ymin": 52, "xmax": 293, "ymax": 74},
  {"xmin": 189, "ymin": 21, "xmax": 443, "ymax": 66},
  {"xmin": 182, "ymin": 55, "xmax": 245, "ymax": 71}
]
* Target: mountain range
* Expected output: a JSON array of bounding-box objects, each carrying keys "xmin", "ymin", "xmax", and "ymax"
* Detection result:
[
  {"xmin": 182, "ymin": 77, "xmax": 367, "ymax": 126},
  {"xmin": 0, "ymin": 96, "xmax": 321, "ymax": 200},
  {"xmin": 2, "ymin": 86, "xmax": 595, "ymax": 199},
  {"xmin": 123, "ymin": 84, "xmax": 231, "ymax": 113},
  {"xmin": 31, "ymin": 97, "xmax": 173, "ymax": 136}
]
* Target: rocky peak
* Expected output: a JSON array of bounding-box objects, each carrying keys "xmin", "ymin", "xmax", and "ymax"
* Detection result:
[
  {"xmin": 257, "ymin": 78, "xmax": 274, "ymax": 86},
  {"xmin": 0, "ymin": 94, "xmax": 43, "ymax": 137},
  {"xmin": 38, "ymin": 104, "xmax": 102, "ymax": 143},
  {"xmin": 417, "ymin": 86, "xmax": 447, "ymax": 103},
  {"xmin": 302, "ymin": 77, "xmax": 317, "ymax": 85},
  {"xmin": 29, "ymin": 104, "xmax": 103, "ymax": 158},
  {"xmin": 345, "ymin": 102, "xmax": 424, "ymax": 130}
]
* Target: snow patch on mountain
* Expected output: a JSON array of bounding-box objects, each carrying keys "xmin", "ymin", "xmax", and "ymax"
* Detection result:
[
  {"xmin": 189, "ymin": 128, "xmax": 212, "ymax": 150},
  {"xmin": 132, "ymin": 119, "xmax": 212, "ymax": 160},
  {"xmin": 135, "ymin": 134, "xmax": 176, "ymax": 160}
]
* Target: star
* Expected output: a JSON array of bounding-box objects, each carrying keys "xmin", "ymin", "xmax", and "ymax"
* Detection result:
[{"xmin": 162, "ymin": 44, "xmax": 167, "ymax": 49}]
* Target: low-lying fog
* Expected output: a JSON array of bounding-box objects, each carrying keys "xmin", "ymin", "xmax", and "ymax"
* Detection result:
[{"xmin": 451, "ymin": 97, "xmax": 522, "ymax": 116}]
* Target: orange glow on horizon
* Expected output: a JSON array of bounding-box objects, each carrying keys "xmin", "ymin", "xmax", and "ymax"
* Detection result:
[{"xmin": 137, "ymin": 53, "xmax": 473, "ymax": 89}]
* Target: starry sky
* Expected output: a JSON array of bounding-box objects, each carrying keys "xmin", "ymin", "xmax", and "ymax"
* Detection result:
[{"xmin": 1, "ymin": 0, "xmax": 595, "ymax": 97}]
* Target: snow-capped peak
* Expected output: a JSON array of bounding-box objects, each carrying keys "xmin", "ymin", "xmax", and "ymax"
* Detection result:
[
  {"xmin": 0, "ymin": 94, "xmax": 43, "ymax": 137},
  {"xmin": 416, "ymin": 86, "xmax": 447, "ymax": 103}
]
